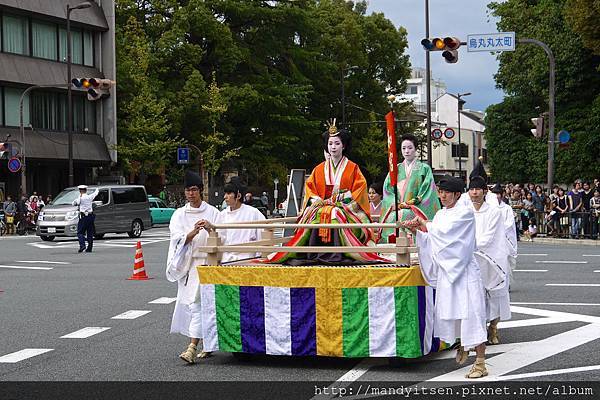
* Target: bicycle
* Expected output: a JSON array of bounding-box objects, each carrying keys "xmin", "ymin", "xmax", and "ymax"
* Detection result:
[
  {"xmin": 0, "ymin": 212, "xmax": 6, "ymax": 236},
  {"xmin": 16, "ymin": 211, "xmax": 36, "ymax": 236}
]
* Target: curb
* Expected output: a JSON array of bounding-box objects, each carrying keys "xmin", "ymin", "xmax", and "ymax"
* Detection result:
[{"xmin": 528, "ymin": 237, "xmax": 600, "ymax": 246}]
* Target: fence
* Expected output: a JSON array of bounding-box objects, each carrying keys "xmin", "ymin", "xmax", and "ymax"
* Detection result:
[{"xmin": 532, "ymin": 210, "xmax": 599, "ymax": 239}]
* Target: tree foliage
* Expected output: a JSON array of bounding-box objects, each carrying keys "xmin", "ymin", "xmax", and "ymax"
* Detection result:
[
  {"xmin": 485, "ymin": 0, "xmax": 600, "ymax": 184},
  {"xmin": 114, "ymin": 0, "xmax": 411, "ymax": 188}
]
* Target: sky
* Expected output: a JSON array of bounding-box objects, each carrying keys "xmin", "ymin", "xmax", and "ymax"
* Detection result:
[{"xmin": 367, "ymin": 0, "xmax": 505, "ymax": 112}]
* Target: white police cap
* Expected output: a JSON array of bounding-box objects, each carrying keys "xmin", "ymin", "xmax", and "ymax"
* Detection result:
[{"xmin": 78, "ymin": 185, "xmax": 88, "ymax": 190}]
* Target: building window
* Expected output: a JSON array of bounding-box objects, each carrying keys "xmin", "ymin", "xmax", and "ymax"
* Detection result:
[
  {"xmin": 0, "ymin": 88, "xmax": 3, "ymax": 125},
  {"xmin": 2, "ymin": 14, "xmax": 29, "ymax": 55},
  {"xmin": 26, "ymin": 90, "xmax": 95, "ymax": 133},
  {"xmin": 32, "ymin": 21, "xmax": 58, "ymax": 60},
  {"xmin": 451, "ymin": 143, "xmax": 468, "ymax": 158},
  {"xmin": 83, "ymin": 31, "xmax": 94, "ymax": 66},
  {"xmin": 478, "ymin": 148, "xmax": 488, "ymax": 164},
  {"xmin": 405, "ymin": 85, "xmax": 418, "ymax": 95},
  {"xmin": 3, "ymin": 87, "xmax": 30, "ymax": 127}
]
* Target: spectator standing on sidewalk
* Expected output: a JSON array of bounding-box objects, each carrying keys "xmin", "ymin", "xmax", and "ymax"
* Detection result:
[
  {"xmin": 3, "ymin": 195, "xmax": 16, "ymax": 234},
  {"xmin": 590, "ymin": 188, "xmax": 600, "ymax": 240},
  {"xmin": 581, "ymin": 182, "xmax": 593, "ymax": 238},
  {"xmin": 568, "ymin": 181, "xmax": 583, "ymax": 239},
  {"xmin": 522, "ymin": 192, "xmax": 535, "ymax": 231},
  {"xmin": 509, "ymin": 190, "xmax": 523, "ymax": 240},
  {"xmin": 553, "ymin": 188, "xmax": 569, "ymax": 237}
]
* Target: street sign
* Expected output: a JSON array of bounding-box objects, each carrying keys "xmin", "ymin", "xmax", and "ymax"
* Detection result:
[
  {"xmin": 467, "ymin": 32, "xmax": 515, "ymax": 52},
  {"xmin": 8, "ymin": 157, "xmax": 21, "ymax": 173},
  {"xmin": 432, "ymin": 128, "xmax": 443, "ymax": 140},
  {"xmin": 444, "ymin": 128, "xmax": 455, "ymax": 139},
  {"xmin": 177, "ymin": 147, "xmax": 189, "ymax": 164},
  {"xmin": 558, "ymin": 130, "xmax": 571, "ymax": 144}
]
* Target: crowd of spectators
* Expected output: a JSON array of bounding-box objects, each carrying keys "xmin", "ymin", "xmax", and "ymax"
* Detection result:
[
  {"xmin": 498, "ymin": 179, "xmax": 600, "ymax": 240},
  {"xmin": 1, "ymin": 191, "xmax": 52, "ymax": 235}
]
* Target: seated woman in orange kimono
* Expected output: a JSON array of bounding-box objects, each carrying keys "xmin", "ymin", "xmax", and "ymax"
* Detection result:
[{"xmin": 268, "ymin": 122, "xmax": 387, "ymax": 265}]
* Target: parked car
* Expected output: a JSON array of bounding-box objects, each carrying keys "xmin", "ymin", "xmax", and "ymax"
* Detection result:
[
  {"xmin": 248, "ymin": 198, "xmax": 268, "ymax": 218},
  {"xmin": 148, "ymin": 196, "xmax": 176, "ymax": 225},
  {"xmin": 36, "ymin": 185, "xmax": 152, "ymax": 241}
]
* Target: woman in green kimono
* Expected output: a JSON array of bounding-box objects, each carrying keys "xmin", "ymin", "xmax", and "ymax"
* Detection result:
[{"xmin": 380, "ymin": 134, "xmax": 440, "ymax": 243}]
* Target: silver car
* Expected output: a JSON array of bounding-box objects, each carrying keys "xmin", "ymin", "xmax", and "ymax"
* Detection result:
[{"xmin": 36, "ymin": 185, "xmax": 152, "ymax": 241}]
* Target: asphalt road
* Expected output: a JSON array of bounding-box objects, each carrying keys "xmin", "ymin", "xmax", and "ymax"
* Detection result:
[{"xmin": 1, "ymin": 229, "xmax": 599, "ymax": 397}]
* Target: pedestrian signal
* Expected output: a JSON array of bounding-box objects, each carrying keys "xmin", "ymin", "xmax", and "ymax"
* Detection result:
[
  {"xmin": 531, "ymin": 117, "xmax": 544, "ymax": 138},
  {"xmin": 421, "ymin": 37, "xmax": 462, "ymax": 63},
  {"xmin": 71, "ymin": 78, "xmax": 115, "ymax": 101}
]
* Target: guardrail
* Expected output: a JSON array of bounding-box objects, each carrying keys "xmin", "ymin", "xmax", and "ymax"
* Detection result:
[
  {"xmin": 532, "ymin": 210, "xmax": 599, "ymax": 239},
  {"xmin": 193, "ymin": 217, "xmax": 416, "ymax": 265}
]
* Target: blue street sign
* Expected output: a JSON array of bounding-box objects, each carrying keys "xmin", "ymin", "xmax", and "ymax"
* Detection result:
[
  {"xmin": 432, "ymin": 128, "xmax": 443, "ymax": 140},
  {"xmin": 8, "ymin": 157, "xmax": 21, "ymax": 173},
  {"xmin": 177, "ymin": 147, "xmax": 190, "ymax": 164},
  {"xmin": 558, "ymin": 130, "xmax": 571, "ymax": 144},
  {"xmin": 444, "ymin": 128, "xmax": 455, "ymax": 139},
  {"xmin": 467, "ymin": 32, "xmax": 516, "ymax": 52}
]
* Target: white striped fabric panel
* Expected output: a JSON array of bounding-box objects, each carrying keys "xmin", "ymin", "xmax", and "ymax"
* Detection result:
[
  {"xmin": 368, "ymin": 287, "xmax": 397, "ymax": 357},
  {"xmin": 423, "ymin": 285, "xmax": 435, "ymax": 355},
  {"xmin": 200, "ymin": 284, "xmax": 219, "ymax": 351},
  {"xmin": 264, "ymin": 286, "xmax": 292, "ymax": 355}
]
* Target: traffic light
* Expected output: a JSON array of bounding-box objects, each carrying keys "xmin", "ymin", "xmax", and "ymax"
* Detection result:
[
  {"xmin": 421, "ymin": 37, "xmax": 462, "ymax": 63},
  {"xmin": 71, "ymin": 78, "xmax": 115, "ymax": 101},
  {"xmin": 531, "ymin": 117, "xmax": 545, "ymax": 138}
]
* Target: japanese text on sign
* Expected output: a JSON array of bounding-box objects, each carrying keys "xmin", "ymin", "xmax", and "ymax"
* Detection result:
[{"xmin": 467, "ymin": 32, "xmax": 515, "ymax": 52}]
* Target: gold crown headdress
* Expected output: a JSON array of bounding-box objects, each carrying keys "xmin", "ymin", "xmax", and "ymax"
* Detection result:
[{"xmin": 326, "ymin": 118, "xmax": 339, "ymax": 136}]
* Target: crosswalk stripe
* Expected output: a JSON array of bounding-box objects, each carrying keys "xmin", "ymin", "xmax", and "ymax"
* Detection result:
[
  {"xmin": 148, "ymin": 297, "xmax": 177, "ymax": 304},
  {"xmin": 0, "ymin": 265, "xmax": 53, "ymax": 270},
  {"xmin": 111, "ymin": 310, "xmax": 151, "ymax": 320}
]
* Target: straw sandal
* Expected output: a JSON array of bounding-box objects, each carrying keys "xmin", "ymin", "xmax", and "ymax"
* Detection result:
[
  {"xmin": 455, "ymin": 347, "xmax": 469, "ymax": 365},
  {"xmin": 196, "ymin": 339, "xmax": 212, "ymax": 359},
  {"xmin": 179, "ymin": 343, "xmax": 197, "ymax": 364},
  {"xmin": 488, "ymin": 322, "xmax": 500, "ymax": 345},
  {"xmin": 465, "ymin": 358, "xmax": 488, "ymax": 379}
]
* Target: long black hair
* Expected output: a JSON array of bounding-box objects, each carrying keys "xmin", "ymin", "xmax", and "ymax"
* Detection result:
[{"xmin": 322, "ymin": 129, "xmax": 352, "ymax": 156}]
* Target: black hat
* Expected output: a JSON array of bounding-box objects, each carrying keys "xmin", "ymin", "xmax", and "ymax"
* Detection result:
[
  {"xmin": 224, "ymin": 176, "xmax": 247, "ymax": 196},
  {"xmin": 490, "ymin": 183, "xmax": 503, "ymax": 194},
  {"xmin": 437, "ymin": 175, "xmax": 464, "ymax": 193},
  {"xmin": 184, "ymin": 170, "xmax": 203, "ymax": 189},
  {"xmin": 468, "ymin": 176, "xmax": 487, "ymax": 190},
  {"xmin": 469, "ymin": 157, "xmax": 488, "ymax": 183}
]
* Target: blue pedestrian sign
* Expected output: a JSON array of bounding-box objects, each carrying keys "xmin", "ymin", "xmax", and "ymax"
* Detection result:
[
  {"xmin": 177, "ymin": 147, "xmax": 190, "ymax": 164},
  {"xmin": 8, "ymin": 157, "xmax": 21, "ymax": 173},
  {"xmin": 467, "ymin": 32, "xmax": 516, "ymax": 52}
]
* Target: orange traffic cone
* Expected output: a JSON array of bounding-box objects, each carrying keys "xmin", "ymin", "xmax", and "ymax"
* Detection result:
[{"xmin": 127, "ymin": 241, "xmax": 152, "ymax": 280}]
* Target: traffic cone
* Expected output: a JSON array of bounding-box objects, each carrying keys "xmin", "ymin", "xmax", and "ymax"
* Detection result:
[{"xmin": 127, "ymin": 241, "xmax": 152, "ymax": 280}]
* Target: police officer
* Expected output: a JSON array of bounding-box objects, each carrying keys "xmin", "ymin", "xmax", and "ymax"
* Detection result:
[{"xmin": 72, "ymin": 185, "xmax": 99, "ymax": 253}]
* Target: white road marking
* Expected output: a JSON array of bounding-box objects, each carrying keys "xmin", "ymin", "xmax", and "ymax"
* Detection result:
[
  {"xmin": 594, "ymin": 270, "xmax": 600, "ymax": 273},
  {"xmin": 421, "ymin": 341, "xmax": 537, "ymax": 361},
  {"xmin": 514, "ymin": 269, "xmax": 547, "ymax": 272},
  {"xmin": 148, "ymin": 297, "xmax": 177, "ymax": 304},
  {"xmin": 546, "ymin": 283, "xmax": 600, "ymax": 287},
  {"xmin": 495, "ymin": 364, "xmax": 600, "ymax": 380},
  {"xmin": 498, "ymin": 317, "xmax": 568, "ymax": 329},
  {"xmin": 511, "ymin": 302, "xmax": 600, "ymax": 306},
  {"xmin": 427, "ymin": 323, "xmax": 600, "ymax": 382},
  {"xmin": 510, "ymin": 305, "xmax": 600, "ymax": 325},
  {"xmin": 583, "ymin": 255, "xmax": 600, "ymax": 257},
  {"xmin": 535, "ymin": 261, "xmax": 588, "ymax": 264},
  {"xmin": 0, "ymin": 348, "xmax": 54, "ymax": 363},
  {"xmin": 60, "ymin": 327, "xmax": 111, "ymax": 339},
  {"xmin": 0, "ymin": 265, "xmax": 53, "ymax": 270},
  {"xmin": 16, "ymin": 260, "xmax": 70, "ymax": 264},
  {"xmin": 518, "ymin": 253, "xmax": 547, "ymax": 256},
  {"xmin": 111, "ymin": 310, "xmax": 151, "ymax": 320}
]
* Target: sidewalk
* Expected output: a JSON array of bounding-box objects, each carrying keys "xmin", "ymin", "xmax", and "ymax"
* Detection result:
[{"xmin": 528, "ymin": 236, "xmax": 600, "ymax": 246}]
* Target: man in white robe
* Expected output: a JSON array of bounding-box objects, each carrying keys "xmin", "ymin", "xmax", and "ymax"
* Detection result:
[
  {"xmin": 166, "ymin": 171, "xmax": 220, "ymax": 363},
  {"xmin": 405, "ymin": 175, "xmax": 488, "ymax": 379},
  {"xmin": 468, "ymin": 177, "xmax": 511, "ymax": 345},
  {"xmin": 201, "ymin": 177, "xmax": 265, "ymax": 263},
  {"xmin": 491, "ymin": 183, "xmax": 518, "ymax": 273}
]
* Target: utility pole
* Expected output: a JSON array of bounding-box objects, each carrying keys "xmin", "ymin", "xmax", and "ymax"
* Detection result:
[
  {"xmin": 518, "ymin": 38, "xmax": 555, "ymax": 190},
  {"xmin": 424, "ymin": 0, "xmax": 432, "ymax": 166},
  {"xmin": 456, "ymin": 92, "xmax": 471, "ymax": 179}
]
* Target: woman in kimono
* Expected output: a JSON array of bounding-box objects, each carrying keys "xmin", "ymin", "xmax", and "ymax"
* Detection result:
[
  {"xmin": 268, "ymin": 121, "xmax": 386, "ymax": 265},
  {"xmin": 380, "ymin": 134, "xmax": 440, "ymax": 243}
]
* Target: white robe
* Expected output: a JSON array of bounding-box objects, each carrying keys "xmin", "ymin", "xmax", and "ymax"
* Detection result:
[
  {"xmin": 471, "ymin": 201, "xmax": 511, "ymax": 322},
  {"xmin": 416, "ymin": 202, "xmax": 487, "ymax": 349},
  {"xmin": 217, "ymin": 204, "xmax": 266, "ymax": 263},
  {"xmin": 166, "ymin": 202, "xmax": 220, "ymax": 338},
  {"xmin": 491, "ymin": 193, "xmax": 518, "ymax": 273}
]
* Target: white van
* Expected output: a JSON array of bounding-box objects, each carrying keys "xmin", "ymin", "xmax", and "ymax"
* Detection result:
[{"xmin": 36, "ymin": 185, "xmax": 152, "ymax": 241}]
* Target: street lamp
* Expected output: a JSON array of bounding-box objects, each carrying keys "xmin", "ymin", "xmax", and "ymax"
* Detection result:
[
  {"xmin": 273, "ymin": 178, "xmax": 279, "ymax": 211},
  {"xmin": 456, "ymin": 92, "xmax": 471, "ymax": 179},
  {"xmin": 67, "ymin": 2, "xmax": 92, "ymax": 187}
]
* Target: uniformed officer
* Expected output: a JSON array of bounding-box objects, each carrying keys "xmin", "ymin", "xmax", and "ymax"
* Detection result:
[{"xmin": 72, "ymin": 185, "xmax": 99, "ymax": 253}]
